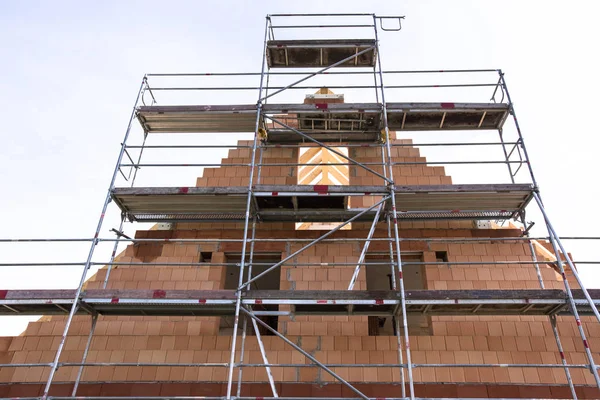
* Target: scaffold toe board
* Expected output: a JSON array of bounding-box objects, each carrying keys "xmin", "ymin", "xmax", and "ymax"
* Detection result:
[
  {"xmin": 137, "ymin": 104, "xmax": 258, "ymax": 133},
  {"xmin": 111, "ymin": 184, "xmax": 534, "ymax": 223},
  {"xmin": 266, "ymin": 39, "xmax": 377, "ymax": 68},
  {"xmin": 2, "ymin": 289, "xmax": 599, "ymax": 317}
]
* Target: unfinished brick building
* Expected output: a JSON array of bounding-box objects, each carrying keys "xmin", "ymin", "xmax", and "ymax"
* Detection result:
[{"xmin": 2, "ymin": 13, "xmax": 600, "ymax": 400}]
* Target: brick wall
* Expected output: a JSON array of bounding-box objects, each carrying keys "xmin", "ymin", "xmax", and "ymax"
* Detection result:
[{"xmin": 1, "ymin": 137, "xmax": 598, "ymax": 397}]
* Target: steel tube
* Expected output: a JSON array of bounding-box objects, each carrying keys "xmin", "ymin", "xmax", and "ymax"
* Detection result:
[
  {"xmin": 71, "ymin": 314, "xmax": 98, "ymax": 396},
  {"xmin": 499, "ymin": 70, "xmax": 538, "ymax": 187},
  {"xmin": 225, "ymin": 15, "xmax": 271, "ymax": 400},
  {"xmin": 146, "ymin": 68, "xmax": 498, "ymax": 76},
  {"xmin": 261, "ymin": 45, "xmax": 376, "ymax": 102},
  {"xmin": 529, "ymin": 239, "xmax": 577, "ymax": 398},
  {"xmin": 240, "ymin": 306, "xmax": 369, "ymax": 400},
  {"xmin": 264, "ymin": 115, "xmax": 391, "ymax": 182},
  {"xmin": 348, "ymin": 203, "xmax": 383, "ymax": 290},
  {"xmin": 40, "ymin": 77, "xmax": 147, "ymax": 400},
  {"xmin": 102, "ymin": 216, "xmax": 125, "ymax": 288},
  {"xmin": 5, "ymin": 236, "xmax": 600, "ymax": 244},
  {"xmin": 240, "ymin": 196, "xmax": 389, "ymax": 290},
  {"xmin": 124, "ymin": 142, "xmax": 520, "ymax": 149},
  {"xmin": 534, "ymin": 192, "xmax": 600, "ymax": 324},
  {"xmin": 374, "ymin": 14, "xmax": 415, "ymax": 399},
  {"xmin": 534, "ymin": 193, "xmax": 600, "ymax": 388},
  {"xmin": 122, "ymin": 160, "xmax": 526, "ymax": 167}
]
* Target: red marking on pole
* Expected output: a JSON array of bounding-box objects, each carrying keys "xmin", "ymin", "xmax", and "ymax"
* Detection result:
[
  {"xmin": 198, "ymin": 299, "xmax": 207, "ymax": 304},
  {"xmin": 314, "ymin": 185, "xmax": 329, "ymax": 194},
  {"xmin": 358, "ymin": 109, "xmax": 365, "ymax": 113},
  {"xmin": 525, "ymin": 298, "xmax": 530, "ymax": 303},
  {"xmin": 451, "ymin": 209, "xmax": 461, "ymax": 213},
  {"xmin": 317, "ymin": 300, "xmax": 328, "ymax": 304},
  {"xmin": 439, "ymin": 70, "xmax": 445, "ymax": 72},
  {"xmin": 152, "ymin": 290, "xmax": 166, "ymax": 299},
  {"xmin": 361, "ymin": 143, "xmax": 369, "ymax": 147},
  {"xmin": 584, "ymin": 339, "xmax": 589, "ymax": 349},
  {"xmin": 110, "ymin": 297, "xmax": 119, "ymax": 304},
  {"xmin": 559, "ymin": 351, "xmax": 565, "ymax": 359},
  {"xmin": 271, "ymin": 192, "xmax": 279, "ymax": 196},
  {"xmin": 398, "ymin": 271, "xmax": 403, "ymax": 279},
  {"xmin": 254, "ymin": 300, "xmax": 263, "ymax": 305},
  {"xmin": 375, "ymin": 299, "xmax": 384, "ymax": 305},
  {"xmin": 441, "ymin": 102, "xmax": 455, "ymax": 109},
  {"xmin": 178, "ymin": 187, "xmax": 189, "ymax": 194},
  {"xmin": 315, "ymin": 103, "xmax": 328, "ymax": 110},
  {"xmin": 0, "ymin": 290, "xmax": 7, "ymax": 300},
  {"xmin": 576, "ymin": 319, "xmax": 582, "ymax": 326},
  {"xmin": 562, "ymin": 273, "xmax": 567, "ymax": 280},
  {"xmin": 277, "ymin": 44, "xmax": 283, "ymax": 48},
  {"xmin": 364, "ymin": 192, "xmax": 371, "ymax": 195},
  {"xmin": 45, "ymin": 300, "xmax": 53, "ymax": 304}
]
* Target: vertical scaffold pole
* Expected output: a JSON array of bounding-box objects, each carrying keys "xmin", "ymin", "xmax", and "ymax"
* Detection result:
[
  {"xmin": 71, "ymin": 313, "xmax": 98, "ymax": 396},
  {"xmin": 226, "ymin": 15, "xmax": 271, "ymax": 400},
  {"xmin": 498, "ymin": 70, "xmax": 538, "ymax": 188},
  {"xmin": 103, "ymin": 132, "xmax": 147, "ymax": 288},
  {"xmin": 380, "ymin": 126, "xmax": 405, "ymax": 397},
  {"xmin": 40, "ymin": 78, "xmax": 147, "ymax": 400},
  {"xmin": 533, "ymin": 193, "xmax": 600, "ymax": 388},
  {"xmin": 373, "ymin": 14, "xmax": 415, "ymax": 399},
  {"xmin": 529, "ymin": 239, "xmax": 577, "ymax": 398},
  {"xmin": 498, "ymin": 128, "xmax": 516, "ymax": 184}
]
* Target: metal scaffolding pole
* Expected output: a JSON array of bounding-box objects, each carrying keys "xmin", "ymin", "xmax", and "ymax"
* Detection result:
[
  {"xmin": 225, "ymin": 15, "xmax": 270, "ymax": 400},
  {"xmin": 240, "ymin": 197, "xmax": 389, "ymax": 290},
  {"xmin": 71, "ymin": 314, "xmax": 98, "ymax": 396},
  {"xmin": 373, "ymin": 14, "xmax": 415, "ymax": 400},
  {"xmin": 240, "ymin": 306, "xmax": 369, "ymax": 400},
  {"xmin": 264, "ymin": 116, "xmax": 390, "ymax": 182},
  {"xmin": 533, "ymin": 193, "xmax": 600, "ymax": 388},
  {"xmin": 348, "ymin": 203, "xmax": 383, "ymax": 290},
  {"xmin": 528, "ymin": 239, "xmax": 577, "ymax": 398},
  {"xmin": 40, "ymin": 78, "xmax": 147, "ymax": 400}
]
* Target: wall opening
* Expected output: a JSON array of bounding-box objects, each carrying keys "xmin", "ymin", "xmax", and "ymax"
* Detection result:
[
  {"xmin": 296, "ymin": 146, "xmax": 350, "ymax": 230},
  {"xmin": 219, "ymin": 253, "xmax": 281, "ymax": 336},
  {"xmin": 366, "ymin": 252, "xmax": 431, "ymax": 336}
]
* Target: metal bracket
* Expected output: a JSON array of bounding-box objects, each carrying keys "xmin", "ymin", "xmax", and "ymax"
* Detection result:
[{"xmin": 377, "ymin": 16, "xmax": 405, "ymax": 31}]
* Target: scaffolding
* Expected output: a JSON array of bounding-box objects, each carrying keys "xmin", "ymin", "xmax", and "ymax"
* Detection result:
[{"xmin": 2, "ymin": 12, "xmax": 600, "ymax": 400}]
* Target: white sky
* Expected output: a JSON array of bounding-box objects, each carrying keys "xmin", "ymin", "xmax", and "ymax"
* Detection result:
[{"xmin": 1, "ymin": 0, "xmax": 599, "ymax": 335}]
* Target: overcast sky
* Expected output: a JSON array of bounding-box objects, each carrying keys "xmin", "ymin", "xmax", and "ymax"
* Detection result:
[{"xmin": 1, "ymin": 1, "xmax": 599, "ymax": 335}]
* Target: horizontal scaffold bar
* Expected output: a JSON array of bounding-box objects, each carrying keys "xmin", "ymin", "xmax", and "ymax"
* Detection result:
[{"xmin": 1, "ymin": 289, "xmax": 598, "ymax": 317}]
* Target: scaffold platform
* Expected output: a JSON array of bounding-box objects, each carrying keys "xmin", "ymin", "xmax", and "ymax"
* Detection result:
[
  {"xmin": 266, "ymin": 39, "xmax": 377, "ymax": 68},
  {"xmin": 136, "ymin": 102, "xmax": 509, "ymax": 139},
  {"xmin": 110, "ymin": 184, "xmax": 534, "ymax": 223},
  {"xmin": 1, "ymin": 289, "xmax": 598, "ymax": 317}
]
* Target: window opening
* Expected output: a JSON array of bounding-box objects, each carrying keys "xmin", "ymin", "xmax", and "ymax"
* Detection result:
[
  {"xmin": 366, "ymin": 252, "xmax": 431, "ymax": 335},
  {"xmin": 219, "ymin": 253, "xmax": 281, "ymax": 336}
]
